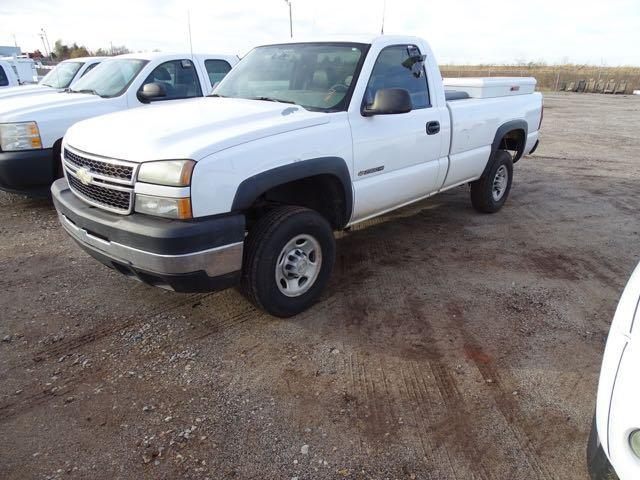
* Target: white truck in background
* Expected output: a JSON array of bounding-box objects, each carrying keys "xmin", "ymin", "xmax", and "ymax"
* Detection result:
[
  {"xmin": 52, "ymin": 35, "xmax": 542, "ymax": 317},
  {"xmin": 588, "ymin": 261, "xmax": 640, "ymax": 480},
  {"xmin": 0, "ymin": 59, "xmax": 20, "ymax": 88},
  {"xmin": 0, "ymin": 52, "xmax": 238, "ymax": 195},
  {"xmin": 0, "ymin": 57, "xmax": 105, "ymax": 100},
  {"xmin": 0, "ymin": 56, "xmax": 38, "ymax": 86}
]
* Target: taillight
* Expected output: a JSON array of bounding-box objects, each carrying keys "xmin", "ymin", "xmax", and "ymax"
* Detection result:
[{"xmin": 538, "ymin": 104, "xmax": 544, "ymax": 130}]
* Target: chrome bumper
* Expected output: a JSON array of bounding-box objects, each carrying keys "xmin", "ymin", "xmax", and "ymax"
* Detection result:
[{"xmin": 59, "ymin": 212, "xmax": 243, "ymax": 277}]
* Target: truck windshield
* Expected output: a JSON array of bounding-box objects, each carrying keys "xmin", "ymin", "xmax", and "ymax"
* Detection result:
[
  {"xmin": 40, "ymin": 62, "xmax": 83, "ymax": 88},
  {"xmin": 213, "ymin": 43, "xmax": 367, "ymax": 112},
  {"xmin": 69, "ymin": 59, "xmax": 148, "ymax": 98}
]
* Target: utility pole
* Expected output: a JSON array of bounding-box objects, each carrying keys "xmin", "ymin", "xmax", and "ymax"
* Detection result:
[
  {"xmin": 39, "ymin": 32, "xmax": 49, "ymax": 58},
  {"xmin": 41, "ymin": 28, "xmax": 52, "ymax": 60},
  {"xmin": 381, "ymin": 0, "xmax": 386, "ymax": 34},
  {"xmin": 284, "ymin": 1, "xmax": 293, "ymax": 38}
]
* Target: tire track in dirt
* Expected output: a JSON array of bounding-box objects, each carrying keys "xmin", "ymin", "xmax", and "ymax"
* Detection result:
[{"xmin": 448, "ymin": 302, "xmax": 554, "ymax": 480}]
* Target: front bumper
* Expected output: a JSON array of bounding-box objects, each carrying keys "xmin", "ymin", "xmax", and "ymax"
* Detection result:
[
  {"xmin": 52, "ymin": 178, "xmax": 245, "ymax": 293},
  {"xmin": 588, "ymin": 414, "xmax": 619, "ymax": 480},
  {"xmin": 0, "ymin": 148, "xmax": 55, "ymax": 196}
]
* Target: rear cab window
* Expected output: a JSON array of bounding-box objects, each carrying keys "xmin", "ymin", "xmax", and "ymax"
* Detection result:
[{"xmin": 204, "ymin": 59, "xmax": 232, "ymax": 86}]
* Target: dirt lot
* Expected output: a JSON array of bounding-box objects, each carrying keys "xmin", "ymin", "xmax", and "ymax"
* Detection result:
[{"xmin": 1, "ymin": 92, "xmax": 639, "ymax": 480}]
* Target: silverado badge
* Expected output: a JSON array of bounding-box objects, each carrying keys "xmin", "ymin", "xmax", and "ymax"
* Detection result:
[{"xmin": 75, "ymin": 167, "xmax": 93, "ymax": 186}]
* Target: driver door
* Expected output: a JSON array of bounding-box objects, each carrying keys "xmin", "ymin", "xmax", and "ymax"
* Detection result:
[{"xmin": 349, "ymin": 45, "xmax": 443, "ymax": 222}]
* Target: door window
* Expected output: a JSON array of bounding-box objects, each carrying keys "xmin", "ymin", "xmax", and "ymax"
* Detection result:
[
  {"xmin": 0, "ymin": 66, "xmax": 8, "ymax": 87},
  {"xmin": 140, "ymin": 59, "xmax": 202, "ymax": 100},
  {"xmin": 80, "ymin": 62, "xmax": 100, "ymax": 77},
  {"xmin": 365, "ymin": 45, "xmax": 430, "ymax": 109},
  {"xmin": 204, "ymin": 59, "xmax": 232, "ymax": 86}
]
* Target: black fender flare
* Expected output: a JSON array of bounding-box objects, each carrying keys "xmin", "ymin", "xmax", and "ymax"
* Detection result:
[
  {"xmin": 483, "ymin": 120, "xmax": 528, "ymax": 175},
  {"xmin": 231, "ymin": 156, "xmax": 353, "ymax": 228}
]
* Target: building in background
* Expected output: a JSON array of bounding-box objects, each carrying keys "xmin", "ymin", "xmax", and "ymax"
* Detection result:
[{"xmin": 0, "ymin": 46, "xmax": 22, "ymax": 57}]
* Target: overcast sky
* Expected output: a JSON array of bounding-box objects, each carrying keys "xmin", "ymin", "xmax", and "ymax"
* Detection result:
[{"xmin": 1, "ymin": 0, "xmax": 639, "ymax": 66}]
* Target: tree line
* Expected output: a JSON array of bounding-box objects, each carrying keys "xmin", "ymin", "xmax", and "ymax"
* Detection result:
[{"xmin": 29, "ymin": 40, "xmax": 130, "ymax": 60}]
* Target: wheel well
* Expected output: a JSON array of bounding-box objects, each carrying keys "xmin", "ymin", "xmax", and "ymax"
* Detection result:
[
  {"xmin": 53, "ymin": 138, "xmax": 63, "ymax": 178},
  {"xmin": 244, "ymin": 174, "xmax": 349, "ymax": 230},
  {"xmin": 498, "ymin": 129, "xmax": 526, "ymax": 162}
]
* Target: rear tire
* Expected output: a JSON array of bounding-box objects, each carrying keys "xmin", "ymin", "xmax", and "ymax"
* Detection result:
[
  {"xmin": 470, "ymin": 150, "xmax": 513, "ymax": 213},
  {"xmin": 240, "ymin": 206, "xmax": 335, "ymax": 318}
]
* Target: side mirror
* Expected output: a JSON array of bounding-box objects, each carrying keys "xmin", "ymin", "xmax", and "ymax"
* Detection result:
[
  {"xmin": 362, "ymin": 88, "xmax": 412, "ymax": 116},
  {"xmin": 137, "ymin": 82, "xmax": 167, "ymax": 103}
]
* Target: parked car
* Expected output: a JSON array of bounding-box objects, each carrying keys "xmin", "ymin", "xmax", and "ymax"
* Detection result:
[
  {"xmin": 51, "ymin": 35, "xmax": 542, "ymax": 317},
  {"xmin": 0, "ymin": 56, "xmax": 38, "ymax": 86},
  {"xmin": 587, "ymin": 261, "xmax": 640, "ymax": 480},
  {"xmin": 0, "ymin": 59, "xmax": 20, "ymax": 88},
  {"xmin": 0, "ymin": 57, "xmax": 105, "ymax": 100},
  {"xmin": 0, "ymin": 52, "xmax": 238, "ymax": 195}
]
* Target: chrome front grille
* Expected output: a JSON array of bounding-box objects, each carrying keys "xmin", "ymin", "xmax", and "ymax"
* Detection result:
[
  {"xmin": 63, "ymin": 146, "xmax": 138, "ymax": 214},
  {"xmin": 64, "ymin": 149, "xmax": 134, "ymax": 181}
]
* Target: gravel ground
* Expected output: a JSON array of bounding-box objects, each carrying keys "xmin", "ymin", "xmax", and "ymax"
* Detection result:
[{"xmin": 0, "ymin": 92, "xmax": 639, "ymax": 480}]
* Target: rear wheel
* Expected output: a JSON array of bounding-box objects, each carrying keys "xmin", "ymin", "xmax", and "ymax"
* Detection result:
[
  {"xmin": 240, "ymin": 206, "xmax": 335, "ymax": 317},
  {"xmin": 470, "ymin": 150, "xmax": 513, "ymax": 213}
]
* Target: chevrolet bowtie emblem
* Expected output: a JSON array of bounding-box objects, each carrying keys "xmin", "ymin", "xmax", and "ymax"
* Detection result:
[{"xmin": 75, "ymin": 167, "xmax": 93, "ymax": 186}]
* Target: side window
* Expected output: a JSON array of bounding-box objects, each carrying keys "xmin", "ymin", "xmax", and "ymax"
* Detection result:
[
  {"xmin": 80, "ymin": 62, "xmax": 100, "ymax": 77},
  {"xmin": 0, "ymin": 66, "xmax": 8, "ymax": 87},
  {"xmin": 140, "ymin": 59, "xmax": 203, "ymax": 100},
  {"xmin": 204, "ymin": 59, "xmax": 232, "ymax": 86},
  {"xmin": 365, "ymin": 45, "xmax": 430, "ymax": 109}
]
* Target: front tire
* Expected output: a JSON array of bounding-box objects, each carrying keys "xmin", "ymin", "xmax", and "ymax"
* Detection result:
[
  {"xmin": 240, "ymin": 206, "xmax": 335, "ymax": 318},
  {"xmin": 470, "ymin": 150, "xmax": 513, "ymax": 213}
]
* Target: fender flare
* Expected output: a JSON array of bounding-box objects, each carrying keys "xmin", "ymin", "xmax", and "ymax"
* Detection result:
[
  {"xmin": 481, "ymin": 120, "xmax": 528, "ymax": 177},
  {"xmin": 231, "ymin": 156, "xmax": 353, "ymax": 227}
]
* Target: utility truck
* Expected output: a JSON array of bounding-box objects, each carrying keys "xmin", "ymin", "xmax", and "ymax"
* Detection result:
[
  {"xmin": 52, "ymin": 35, "xmax": 543, "ymax": 317},
  {"xmin": 0, "ymin": 57, "xmax": 105, "ymax": 100},
  {"xmin": 0, "ymin": 52, "xmax": 238, "ymax": 195}
]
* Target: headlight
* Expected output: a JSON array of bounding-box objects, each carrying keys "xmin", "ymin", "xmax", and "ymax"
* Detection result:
[
  {"xmin": 137, "ymin": 160, "xmax": 195, "ymax": 187},
  {"xmin": 631, "ymin": 430, "xmax": 640, "ymax": 459},
  {"xmin": 134, "ymin": 194, "xmax": 192, "ymax": 219},
  {"xmin": 0, "ymin": 122, "xmax": 43, "ymax": 151}
]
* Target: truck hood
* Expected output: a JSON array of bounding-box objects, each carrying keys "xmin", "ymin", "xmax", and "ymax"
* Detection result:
[
  {"xmin": 0, "ymin": 91, "xmax": 106, "ymax": 122},
  {"xmin": 64, "ymin": 97, "xmax": 331, "ymax": 162},
  {"xmin": 0, "ymin": 84, "xmax": 55, "ymax": 99}
]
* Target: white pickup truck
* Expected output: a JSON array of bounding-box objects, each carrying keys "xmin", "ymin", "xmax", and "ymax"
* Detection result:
[
  {"xmin": 52, "ymin": 35, "xmax": 542, "ymax": 317},
  {"xmin": 0, "ymin": 52, "xmax": 238, "ymax": 195},
  {"xmin": 588, "ymin": 262, "xmax": 640, "ymax": 480},
  {"xmin": 0, "ymin": 57, "xmax": 105, "ymax": 100},
  {"xmin": 0, "ymin": 59, "xmax": 20, "ymax": 89}
]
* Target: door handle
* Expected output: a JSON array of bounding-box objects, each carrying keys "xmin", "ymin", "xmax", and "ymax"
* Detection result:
[{"xmin": 426, "ymin": 121, "xmax": 440, "ymax": 135}]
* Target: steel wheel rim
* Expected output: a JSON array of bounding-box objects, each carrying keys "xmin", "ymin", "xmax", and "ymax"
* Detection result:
[
  {"xmin": 492, "ymin": 165, "xmax": 509, "ymax": 201},
  {"xmin": 275, "ymin": 234, "xmax": 322, "ymax": 297}
]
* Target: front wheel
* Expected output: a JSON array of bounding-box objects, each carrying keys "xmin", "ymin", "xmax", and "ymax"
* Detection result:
[
  {"xmin": 470, "ymin": 150, "xmax": 513, "ymax": 213},
  {"xmin": 240, "ymin": 206, "xmax": 335, "ymax": 317}
]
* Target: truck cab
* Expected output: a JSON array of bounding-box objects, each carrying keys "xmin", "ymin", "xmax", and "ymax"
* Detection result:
[
  {"xmin": 0, "ymin": 57, "xmax": 106, "ymax": 100},
  {"xmin": 0, "ymin": 52, "xmax": 238, "ymax": 195},
  {"xmin": 0, "ymin": 59, "xmax": 21, "ymax": 89},
  {"xmin": 52, "ymin": 35, "xmax": 542, "ymax": 317}
]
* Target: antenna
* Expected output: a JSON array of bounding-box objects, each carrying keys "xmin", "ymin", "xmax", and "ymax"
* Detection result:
[
  {"xmin": 284, "ymin": 1, "xmax": 293, "ymax": 38},
  {"xmin": 381, "ymin": 0, "xmax": 386, "ymax": 34},
  {"xmin": 187, "ymin": 10, "xmax": 194, "ymax": 59}
]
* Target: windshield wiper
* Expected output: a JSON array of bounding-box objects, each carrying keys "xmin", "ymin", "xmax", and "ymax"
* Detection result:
[
  {"xmin": 249, "ymin": 96, "xmax": 295, "ymax": 105},
  {"xmin": 70, "ymin": 88, "xmax": 103, "ymax": 97},
  {"xmin": 208, "ymin": 93, "xmax": 226, "ymax": 98}
]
